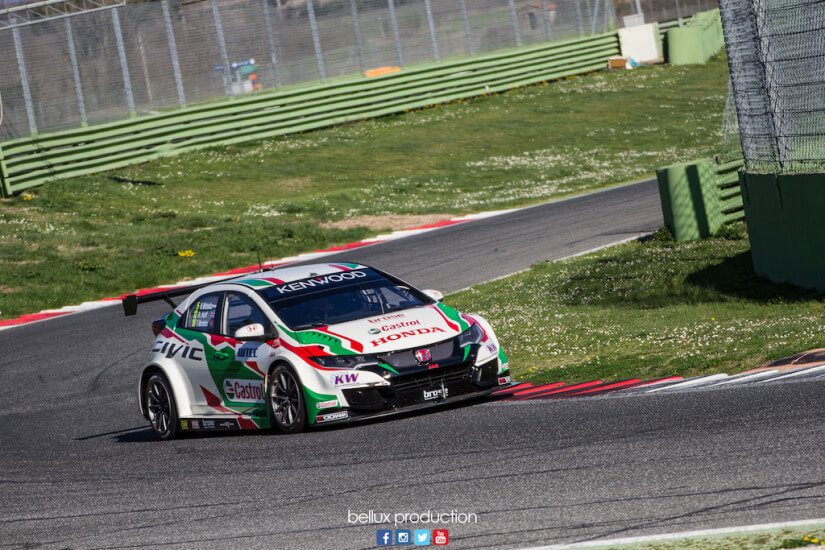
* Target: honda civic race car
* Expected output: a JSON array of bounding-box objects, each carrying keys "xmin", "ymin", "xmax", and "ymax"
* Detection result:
[{"xmin": 123, "ymin": 263, "xmax": 512, "ymax": 439}]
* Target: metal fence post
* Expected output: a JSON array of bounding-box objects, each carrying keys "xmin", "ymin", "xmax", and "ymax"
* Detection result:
[
  {"xmin": 583, "ymin": 0, "xmax": 593, "ymax": 34},
  {"xmin": 112, "ymin": 8, "xmax": 136, "ymax": 116},
  {"xmin": 590, "ymin": 0, "xmax": 601, "ymax": 35},
  {"xmin": 350, "ymin": 0, "xmax": 366, "ymax": 74},
  {"xmin": 387, "ymin": 0, "xmax": 404, "ymax": 67},
  {"xmin": 459, "ymin": 0, "xmax": 473, "ymax": 54},
  {"xmin": 540, "ymin": 0, "xmax": 553, "ymax": 41},
  {"xmin": 508, "ymin": 0, "xmax": 522, "ymax": 46},
  {"xmin": 260, "ymin": 0, "xmax": 283, "ymax": 87},
  {"xmin": 306, "ymin": 0, "xmax": 326, "ymax": 80},
  {"xmin": 575, "ymin": 0, "xmax": 585, "ymax": 35},
  {"xmin": 675, "ymin": 0, "xmax": 683, "ymax": 25},
  {"xmin": 210, "ymin": 0, "xmax": 232, "ymax": 96},
  {"xmin": 423, "ymin": 0, "xmax": 439, "ymax": 61},
  {"xmin": 64, "ymin": 18, "xmax": 87, "ymax": 126},
  {"xmin": 12, "ymin": 27, "xmax": 36, "ymax": 135},
  {"xmin": 161, "ymin": 0, "xmax": 186, "ymax": 107}
]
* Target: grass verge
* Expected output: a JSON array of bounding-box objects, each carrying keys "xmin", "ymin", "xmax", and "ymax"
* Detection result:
[
  {"xmin": 447, "ymin": 223, "xmax": 825, "ymax": 384},
  {"xmin": 595, "ymin": 525, "xmax": 825, "ymax": 549},
  {"xmin": 0, "ymin": 56, "xmax": 729, "ymax": 319}
]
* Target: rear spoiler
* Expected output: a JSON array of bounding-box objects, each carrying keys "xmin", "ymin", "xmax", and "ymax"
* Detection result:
[{"xmin": 122, "ymin": 276, "xmax": 242, "ymax": 316}]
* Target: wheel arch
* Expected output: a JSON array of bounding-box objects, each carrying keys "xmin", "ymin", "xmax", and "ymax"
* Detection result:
[{"xmin": 138, "ymin": 362, "xmax": 193, "ymax": 419}]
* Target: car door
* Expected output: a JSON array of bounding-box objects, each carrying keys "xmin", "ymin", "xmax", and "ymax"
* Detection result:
[
  {"xmin": 216, "ymin": 291, "xmax": 273, "ymax": 414},
  {"xmin": 175, "ymin": 291, "xmax": 237, "ymax": 415}
]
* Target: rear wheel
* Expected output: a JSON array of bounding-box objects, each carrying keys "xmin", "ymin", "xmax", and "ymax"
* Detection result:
[
  {"xmin": 268, "ymin": 364, "xmax": 307, "ymax": 433},
  {"xmin": 144, "ymin": 374, "xmax": 179, "ymax": 440}
]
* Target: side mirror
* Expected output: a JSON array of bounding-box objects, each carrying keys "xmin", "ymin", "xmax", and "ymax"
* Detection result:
[
  {"xmin": 234, "ymin": 323, "xmax": 275, "ymax": 341},
  {"xmin": 422, "ymin": 289, "xmax": 444, "ymax": 302}
]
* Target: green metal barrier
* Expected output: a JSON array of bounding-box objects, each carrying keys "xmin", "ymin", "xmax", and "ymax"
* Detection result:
[
  {"xmin": 656, "ymin": 157, "xmax": 744, "ymax": 241},
  {"xmin": 667, "ymin": 9, "xmax": 724, "ymax": 65},
  {"xmin": 0, "ymin": 32, "xmax": 620, "ymax": 197}
]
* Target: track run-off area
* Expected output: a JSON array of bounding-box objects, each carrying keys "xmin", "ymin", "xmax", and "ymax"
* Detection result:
[{"xmin": 2, "ymin": 179, "xmax": 824, "ymax": 549}]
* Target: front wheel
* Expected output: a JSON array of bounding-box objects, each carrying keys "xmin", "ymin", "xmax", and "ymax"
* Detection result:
[
  {"xmin": 268, "ymin": 364, "xmax": 307, "ymax": 434},
  {"xmin": 144, "ymin": 374, "xmax": 179, "ymax": 440}
]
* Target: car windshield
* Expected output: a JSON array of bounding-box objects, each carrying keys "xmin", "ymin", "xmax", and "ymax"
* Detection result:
[{"xmin": 258, "ymin": 268, "xmax": 432, "ymax": 330}]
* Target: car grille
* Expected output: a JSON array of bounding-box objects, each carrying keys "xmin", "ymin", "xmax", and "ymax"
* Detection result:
[{"xmin": 378, "ymin": 338, "xmax": 458, "ymax": 370}]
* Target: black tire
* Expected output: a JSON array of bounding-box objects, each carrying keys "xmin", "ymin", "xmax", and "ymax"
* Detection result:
[
  {"xmin": 267, "ymin": 364, "xmax": 307, "ymax": 434},
  {"xmin": 144, "ymin": 373, "xmax": 179, "ymax": 440}
]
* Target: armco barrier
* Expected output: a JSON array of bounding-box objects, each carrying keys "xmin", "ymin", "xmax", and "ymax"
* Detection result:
[
  {"xmin": 667, "ymin": 9, "xmax": 724, "ymax": 64},
  {"xmin": 656, "ymin": 157, "xmax": 744, "ymax": 241},
  {"xmin": 0, "ymin": 32, "xmax": 620, "ymax": 197}
]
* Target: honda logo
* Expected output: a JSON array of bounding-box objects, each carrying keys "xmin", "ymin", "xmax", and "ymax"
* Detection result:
[{"xmin": 414, "ymin": 348, "xmax": 432, "ymax": 363}]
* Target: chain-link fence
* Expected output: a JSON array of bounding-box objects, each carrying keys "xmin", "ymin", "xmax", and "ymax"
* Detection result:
[
  {"xmin": 0, "ymin": 0, "xmax": 707, "ymax": 141},
  {"xmin": 720, "ymin": 0, "xmax": 825, "ymax": 173}
]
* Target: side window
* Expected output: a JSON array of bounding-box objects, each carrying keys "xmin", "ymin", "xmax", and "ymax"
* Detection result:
[
  {"xmin": 181, "ymin": 293, "xmax": 222, "ymax": 333},
  {"xmin": 225, "ymin": 292, "xmax": 268, "ymax": 337}
]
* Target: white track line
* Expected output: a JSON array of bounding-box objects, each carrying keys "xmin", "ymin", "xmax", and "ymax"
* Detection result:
[
  {"xmin": 768, "ymin": 364, "xmax": 825, "ymax": 382},
  {"xmin": 707, "ymin": 369, "xmax": 779, "ymax": 387},
  {"xmin": 644, "ymin": 373, "xmax": 729, "ymax": 393},
  {"xmin": 520, "ymin": 517, "xmax": 825, "ymax": 549}
]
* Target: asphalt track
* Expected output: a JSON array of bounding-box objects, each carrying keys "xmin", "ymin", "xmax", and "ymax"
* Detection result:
[{"xmin": 2, "ymin": 179, "xmax": 824, "ymax": 549}]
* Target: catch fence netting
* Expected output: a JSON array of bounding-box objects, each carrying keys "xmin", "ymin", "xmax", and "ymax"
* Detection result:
[
  {"xmin": 0, "ymin": 0, "xmax": 708, "ymax": 140},
  {"xmin": 720, "ymin": 0, "xmax": 825, "ymax": 172}
]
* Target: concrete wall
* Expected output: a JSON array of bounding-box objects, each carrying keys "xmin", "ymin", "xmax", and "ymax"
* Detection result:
[{"xmin": 741, "ymin": 172, "xmax": 825, "ymax": 290}]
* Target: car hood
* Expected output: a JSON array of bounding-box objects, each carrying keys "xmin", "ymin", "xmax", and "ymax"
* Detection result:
[{"xmin": 325, "ymin": 305, "xmax": 466, "ymax": 354}]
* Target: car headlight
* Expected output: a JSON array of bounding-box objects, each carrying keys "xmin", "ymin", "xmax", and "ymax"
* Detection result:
[
  {"xmin": 457, "ymin": 323, "xmax": 484, "ymax": 347},
  {"xmin": 310, "ymin": 355, "xmax": 379, "ymax": 369}
]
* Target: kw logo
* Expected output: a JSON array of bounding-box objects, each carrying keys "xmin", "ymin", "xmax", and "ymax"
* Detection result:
[
  {"xmin": 329, "ymin": 373, "xmax": 359, "ymax": 386},
  {"xmin": 152, "ymin": 341, "xmax": 203, "ymax": 361}
]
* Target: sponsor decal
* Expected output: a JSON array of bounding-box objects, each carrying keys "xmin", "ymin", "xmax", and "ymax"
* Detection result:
[
  {"xmin": 427, "ymin": 363, "xmax": 440, "ymax": 370},
  {"xmin": 369, "ymin": 313, "xmax": 405, "ymax": 324},
  {"xmin": 223, "ymin": 379, "xmax": 265, "ymax": 403},
  {"xmin": 371, "ymin": 327, "xmax": 446, "ymax": 347},
  {"xmin": 152, "ymin": 341, "xmax": 203, "ymax": 361},
  {"xmin": 218, "ymin": 420, "xmax": 237, "ymax": 429},
  {"xmin": 179, "ymin": 420, "xmax": 189, "ymax": 430},
  {"xmin": 485, "ymin": 343, "xmax": 497, "ymax": 354},
  {"xmin": 236, "ymin": 347, "xmax": 258, "ymax": 358},
  {"xmin": 498, "ymin": 376, "xmax": 512, "ymax": 385},
  {"xmin": 316, "ymin": 410, "xmax": 349, "ymax": 423},
  {"xmin": 317, "ymin": 399, "xmax": 339, "ymax": 409},
  {"xmin": 191, "ymin": 420, "xmax": 201, "ymax": 429},
  {"xmin": 380, "ymin": 320, "xmax": 422, "ymax": 332},
  {"xmin": 273, "ymin": 270, "xmax": 368, "ymax": 295},
  {"xmin": 329, "ymin": 372, "xmax": 359, "ymax": 386},
  {"xmin": 202, "ymin": 420, "xmax": 216, "ymax": 429},
  {"xmin": 423, "ymin": 386, "xmax": 448, "ymax": 401},
  {"xmin": 368, "ymin": 328, "xmax": 381, "ymax": 335},
  {"xmin": 414, "ymin": 348, "xmax": 432, "ymax": 363}
]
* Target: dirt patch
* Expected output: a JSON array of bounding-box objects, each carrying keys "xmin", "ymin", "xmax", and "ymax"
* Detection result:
[
  {"xmin": 0, "ymin": 285, "xmax": 16, "ymax": 294},
  {"xmin": 322, "ymin": 214, "xmax": 455, "ymax": 231}
]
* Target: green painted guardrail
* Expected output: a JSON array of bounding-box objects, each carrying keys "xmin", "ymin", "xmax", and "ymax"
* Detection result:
[
  {"xmin": 667, "ymin": 9, "xmax": 724, "ymax": 65},
  {"xmin": 656, "ymin": 157, "xmax": 745, "ymax": 241},
  {"xmin": 0, "ymin": 32, "xmax": 620, "ymax": 197}
]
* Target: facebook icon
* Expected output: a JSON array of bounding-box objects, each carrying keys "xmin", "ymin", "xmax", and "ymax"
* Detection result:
[{"xmin": 376, "ymin": 529, "xmax": 393, "ymax": 546}]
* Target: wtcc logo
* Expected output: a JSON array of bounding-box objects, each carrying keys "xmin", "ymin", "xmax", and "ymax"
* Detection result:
[
  {"xmin": 223, "ymin": 379, "xmax": 264, "ymax": 403},
  {"xmin": 329, "ymin": 373, "xmax": 359, "ymax": 386}
]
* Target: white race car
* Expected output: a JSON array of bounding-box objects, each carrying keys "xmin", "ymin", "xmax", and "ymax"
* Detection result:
[{"xmin": 123, "ymin": 263, "xmax": 511, "ymax": 439}]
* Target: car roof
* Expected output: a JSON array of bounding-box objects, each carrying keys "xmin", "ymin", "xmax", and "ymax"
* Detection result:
[{"xmin": 229, "ymin": 262, "xmax": 369, "ymax": 290}]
